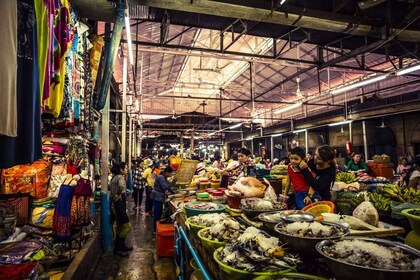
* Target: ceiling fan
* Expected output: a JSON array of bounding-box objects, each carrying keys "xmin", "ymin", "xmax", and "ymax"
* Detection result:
[
  {"xmin": 377, "ymin": 118, "xmax": 388, "ymax": 129},
  {"xmin": 193, "ymin": 58, "xmax": 230, "ymax": 74},
  {"xmin": 296, "ymin": 77, "xmax": 303, "ymax": 97}
]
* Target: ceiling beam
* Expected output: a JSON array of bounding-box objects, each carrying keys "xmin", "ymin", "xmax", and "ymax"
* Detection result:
[{"xmin": 133, "ymin": 0, "xmax": 420, "ymax": 42}]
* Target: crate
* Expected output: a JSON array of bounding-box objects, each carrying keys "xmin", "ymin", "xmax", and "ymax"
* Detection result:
[
  {"xmin": 366, "ymin": 162, "xmax": 394, "ymax": 179},
  {"xmin": 156, "ymin": 221, "xmax": 174, "ymax": 257}
]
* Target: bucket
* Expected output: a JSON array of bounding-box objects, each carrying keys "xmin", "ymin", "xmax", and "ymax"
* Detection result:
[{"xmin": 190, "ymin": 258, "xmax": 205, "ymax": 280}]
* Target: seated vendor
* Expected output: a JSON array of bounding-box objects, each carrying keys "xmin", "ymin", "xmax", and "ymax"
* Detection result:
[
  {"xmin": 345, "ymin": 152, "xmax": 369, "ymax": 174},
  {"xmin": 225, "ymin": 148, "xmax": 252, "ymax": 177}
]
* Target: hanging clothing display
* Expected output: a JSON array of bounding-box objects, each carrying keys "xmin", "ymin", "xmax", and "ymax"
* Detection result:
[
  {"xmin": 0, "ymin": 1, "xmax": 17, "ymax": 137},
  {"xmin": 70, "ymin": 177, "xmax": 92, "ymax": 227},
  {"xmin": 0, "ymin": 0, "xmax": 42, "ymax": 169},
  {"xmin": 53, "ymin": 183, "xmax": 74, "ymax": 240},
  {"xmin": 44, "ymin": 0, "xmax": 70, "ymax": 117}
]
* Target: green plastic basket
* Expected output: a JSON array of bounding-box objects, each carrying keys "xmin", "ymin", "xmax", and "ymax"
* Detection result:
[
  {"xmin": 252, "ymin": 272, "xmax": 329, "ymax": 280},
  {"xmin": 213, "ymin": 247, "xmax": 293, "ymax": 280},
  {"xmin": 197, "ymin": 228, "xmax": 225, "ymax": 254},
  {"xmin": 184, "ymin": 202, "xmax": 226, "ymax": 217},
  {"xmin": 185, "ymin": 217, "xmax": 208, "ymax": 237},
  {"xmin": 402, "ymin": 208, "xmax": 420, "ymax": 234}
]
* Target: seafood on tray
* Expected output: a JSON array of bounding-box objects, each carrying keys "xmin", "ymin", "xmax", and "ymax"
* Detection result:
[
  {"xmin": 185, "ymin": 202, "xmax": 219, "ymax": 210},
  {"xmin": 321, "ymin": 239, "xmax": 420, "ymax": 271},
  {"xmin": 241, "ymin": 198, "xmax": 286, "ymax": 211},
  {"xmin": 200, "ymin": 219, "xmax": 244, "ymax": 242},
  {"xmin": 218, "ymin": 227, "xmax": 300, "ymax": 272},
  {"xmin": 278, "ymin": 221, "xmax": 347, "ymax": 238},
  {"xmin": 188, "ymin": 213, "xmax": 231, "ymax": 227}
]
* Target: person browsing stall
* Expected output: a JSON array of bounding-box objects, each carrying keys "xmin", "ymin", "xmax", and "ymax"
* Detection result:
[
  {"xmin": 299, "ymin": 145, "xmax": 337, "ymax": 201},
  {"xmin": 150, "ymin": 166, "xmax": 176, "ymax": 234},
  {"xmin": 110, "ymin": 162, "xmax": 132, "ymax": 257},
  {"xmin": 283, "ymin": 147, "xmax": 321, "ymax": 209},
  {"xmin": 142, "ymin": 158, "xmax": 156, "ymax": 216},
  {"xmin": 345, "ymin": 152, "xmax": 369, "ymax": 174}
]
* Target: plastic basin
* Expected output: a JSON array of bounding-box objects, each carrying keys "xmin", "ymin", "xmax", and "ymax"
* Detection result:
[
  {"xmin": 401, "ymin": 208, "xmax": 420, "ymax": 234},
  {"xmin": 213, "ymin": 247, "xmax": 293, "ymax": 280},
  {"xmin": 185, "ymin": 217, "xmax": 208, "ymax": 237},
  {"xmin": 198, "ymin": 228, "xmax": 225, "ymax": 254},
  {"xmin": 184, "ymin": 202, "xmax": 226, "ymax": 217},
  {"xmin": 190, "ymin": 258, "xmax": 205, "ymax": 280}
]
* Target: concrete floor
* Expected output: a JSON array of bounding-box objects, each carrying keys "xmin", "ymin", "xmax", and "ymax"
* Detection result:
[{"xmin": 91, "ymin": 202, "xmax": 176, "ymax": 280}]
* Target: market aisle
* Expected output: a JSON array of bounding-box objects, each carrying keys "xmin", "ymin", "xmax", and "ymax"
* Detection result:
[{"xmin": 91, "ymin": 202, "xmax": 176, "ymax": 280}]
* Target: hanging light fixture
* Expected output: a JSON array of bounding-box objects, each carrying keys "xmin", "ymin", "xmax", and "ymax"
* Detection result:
[
  {"xmin": 274, "ymin": 102, "xmax": 303, "ymax": 114},
  {"xmin": 396, "ymin": 64, "xmax": 420, "ymax": 76},
  {"xmin": 124, "ymin": 11, "xmax": 134, "ymax": 66},
  {"xmin": 331, "ymin": 75, "xmax": 387, "ymax": 94}
]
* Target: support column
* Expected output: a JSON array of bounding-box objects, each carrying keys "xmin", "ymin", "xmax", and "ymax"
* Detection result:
[
  {"xmin": 100, "ymin": 89, "xmax": 112, "ymax": 251},
  {"xmin": 270, "ymin": 137, "xmax": 274, "ymax": 160},
  {"xmin": 128, "ymin": 114, "xmax": 133, "ymax": 169},
  {"xmin": 122, "ymin": 57, "xmax": 127, "ymax": 161},
  {"xmin": 362, "ymin": 121, "xmax": 369, "ymax": 159}
]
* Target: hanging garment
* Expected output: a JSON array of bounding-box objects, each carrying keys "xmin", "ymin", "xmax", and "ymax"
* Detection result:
[
  {"xmin": 0, "ymin": 1, "xmax": 17, "ymax": 137},
  {"xmin": 44, "ymin": 0, "xmax": 70, "ymax": 117},
  {"xmin": 53, "ymin": 183, "xmax": 74, "ymax": 239},
  {"xmin": 70, "ymin": 178, "xmax": 92, "ymax": 227},
  {"xmin": 0, "ymin": 0, "xmax": 42, "ymax": 169}
]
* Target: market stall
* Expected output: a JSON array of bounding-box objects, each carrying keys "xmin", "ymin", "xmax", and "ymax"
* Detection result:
[
  {"xmin": 165, "ymin": 171, "xmax": 419, "ymax": 280},
  {"xmin": 0, "ymin": 0, "xmax": 104, "ymax": 277}
]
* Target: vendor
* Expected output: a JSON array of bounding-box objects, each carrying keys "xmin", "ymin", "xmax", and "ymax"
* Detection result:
[
  {"xmin": 345, "ymin": 152, "xmax": 369, "ymax": 174},
  {"xmin": 299, "ymin": 145, "xmax": 336, "ymax": 201},
  {"xmin": 150, "ymin": 166, "xmax": 176, "ymax": 234},
  {"xmin": 407, "ymin": 155, "xmax": 420, "ymax": 189},
  {"xmin": 396, "ymin": 157, "xmax": 411, "ymax": 178},
  {"xmin": 226, "ymin": 147, "xmax": 252, "ymax": 177}
]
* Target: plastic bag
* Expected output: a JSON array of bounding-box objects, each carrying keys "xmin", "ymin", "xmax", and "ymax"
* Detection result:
[
  {"xmin": 263, "ymin": 179, "xmax": 277, "ymax": 203},
  {"xmin": 352, "ymin": 193, "xmax": 379, "ymax": 226}
]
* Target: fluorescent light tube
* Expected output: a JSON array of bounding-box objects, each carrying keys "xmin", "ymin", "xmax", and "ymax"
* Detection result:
[
  {"xmin": 124, "ymin": 16, "xmax": 134, "ymax": 66},
  {"xmin": 396, "ymin": 64, "xmax": 420, "ymax": 76},
  {"xmin": 329, "ymin": 120, "xmax": 352, "ymax": 127},
  {"xmin": 271, "ymin": 133, "xmax": 283, "ymax": 137},
  {"xmin": 229, "ymin": 123, "xmax": 243, "ymax": 129},
  {"xmin": 274, "ymin": 102, "xmax": 302, "ymax": 114},
  {"xmin": 293, "ymin": 129, "xmax": 306, "ymax": 133},
  {"xmin": 331, "ymin": 75, "xmax": 387, "ymax": 94}
]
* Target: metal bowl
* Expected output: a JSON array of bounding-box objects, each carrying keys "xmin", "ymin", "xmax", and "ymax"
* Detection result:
[
  {"xmin": 257, "ymin": 211, "xmax": 285, "ymax": 234},
  {"xmin": 316, "ymin": 237, "xmax": 420, "ymax": 280},
  {"xmin": 281, "ymin": 211, "xmax": 316, "ymax": 223},
  {"xmin": 240, "ymin": 201, "xmax": 287, "ymax": 220},
  {"xmin": 274, "ymin": 221, "xmax": 349, "ymax": 256}
]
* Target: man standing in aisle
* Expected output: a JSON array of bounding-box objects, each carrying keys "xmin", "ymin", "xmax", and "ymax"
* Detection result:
[
  {"xmin": 132, "ymin": 160, "xmax": 145, "ymax": 212},
  {"xmin": 142, "ymin": 159, "xmax": 155, "ymax": 216}
]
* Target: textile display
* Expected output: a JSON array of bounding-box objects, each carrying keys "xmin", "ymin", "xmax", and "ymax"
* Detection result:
[
  {"xmin": 0, "ymin": 0, "xmax": 17, "ymax": 137},
  {"xmin": 0, "ymin": 240, "xmax": 42, "ymax": 264},
  {"xmin": 52, "ymin": 184, "xmax": 73, "ymax": 239}
]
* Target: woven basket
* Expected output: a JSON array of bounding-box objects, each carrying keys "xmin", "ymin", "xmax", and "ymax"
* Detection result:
[{"xmin": 302, "ymin": 201, "xmax": 335, "ymax": 220}]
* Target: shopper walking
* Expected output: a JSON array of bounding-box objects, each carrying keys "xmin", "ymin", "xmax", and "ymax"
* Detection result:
[
  {"xmin": 110, "ymin": 162, "xmax": 132, "ymax": 257},
  {"xmin": 150, "ymin": 166, "xmax": 176, "ymax": 234},
  {"xmin": 142, "ymin": 158, "xmax": 155, "ymax": 216},
  {"xmin": 132, "ymin": 160, "xmax": 145, "ymax": 211},
  {"xmin": 299, "ymin": 145, "xmax": 336, "ymax": 201}
]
